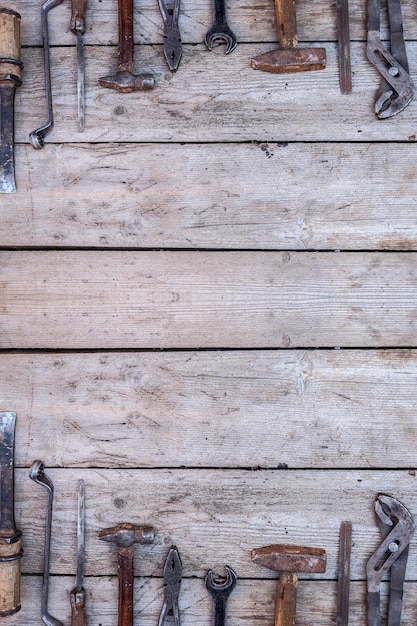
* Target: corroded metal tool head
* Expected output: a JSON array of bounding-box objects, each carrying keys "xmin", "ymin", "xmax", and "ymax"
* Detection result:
[{"xmin": 251, "ymin": 543, "xmax": 327, "ymax": 573}]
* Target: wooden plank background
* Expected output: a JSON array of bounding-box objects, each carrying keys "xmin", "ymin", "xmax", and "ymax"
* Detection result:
[{"xmin": 2, "ymin": 0, "xmax": 417, "ymax": 623}]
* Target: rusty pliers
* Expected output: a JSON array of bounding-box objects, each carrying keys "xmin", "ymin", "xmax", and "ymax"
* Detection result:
[
  {"xmin": 366, "ymin": 0, "xmax": 414, "ymax": 118},
  {"xmin": 158, "ymin": 546, "xmax": 183, "ymax": 626},
  {"xmin": 158, "ymin": 0, "xmax": 182, "ymax": 71},
  {"xmin": 366, "ymin": 494, "xmax": 415, "ymax": 626}
]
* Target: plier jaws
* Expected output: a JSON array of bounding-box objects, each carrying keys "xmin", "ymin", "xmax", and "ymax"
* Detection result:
[
  {"xmin": 366, "ymin": 495, "xmax": 415, "ymax": 626},
  {"xmin": 158, "ymin": 0, "xmax": 183, "ymax": 71},
  {"xmin": 158, "ymin": 545, "xmax": 183, "ymax": 626}
]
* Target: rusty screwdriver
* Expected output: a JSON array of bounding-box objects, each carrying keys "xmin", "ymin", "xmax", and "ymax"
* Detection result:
[{"xmin": 71, "ymin": 0, "xmax": 87, "ymax": 131}]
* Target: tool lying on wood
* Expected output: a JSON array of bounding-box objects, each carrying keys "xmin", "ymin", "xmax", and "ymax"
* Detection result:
[
  {"xmin": 99, "ymin": 0, "xmax": 154, "ymax": 93},
  {"xmin": 29, "ymin": 460, "xmax": 64, "ymax": 626},
  {"xmin": 158, "ymin": 0, "xmax": 182, "ymax": 71},
  {"xmin": 30, "ymin": 0, "xmax": 65, "ymax": 149},
  {"xmin": 98, "ymin": 523, "xmax": 154, "ymax": 626},
  {"xmin": 71, "ymin": 0, "xmax": 87, "ymax": 131},
  {"xmin": 70, "ymin": 480, "xmax": 87, "ymax": 626},
  {"xmin": 366, "ymin": 494, "xmax": 415, "ymax": 626},
  {"xmin": 0, "ymin": 9, "xmax": 22, "ymax": 193},
  {"xmin": 366, "ymin": 0, "xmax": 414, "ymax": 118},
  {"xmin": 251, "ymin": 0, "xmax": 326, "ymax": 73},
  {"xmin": 251, "ymin": 544, "xmax": 326, "ymax": 626},
  {"xmin": 336, "ymin": 0, "xmax": 352, "ymax": 93},
  {"xmin": 205, "ymin": 565, "xmax": 237, "ymax": 626},
  {"xmin": 0, "ymin": 413, "xmax": 22, "ymax": 616},
  {"xmin": 336, "ymin": 521, "xmax": 352, "ymax": 626},
  {"xmin": 205, "ymin": 0, "xmax": 237, "ymax": 55},
  {"xmin": 158, "ymin": 545, "xmax": 182, "ymax": 626}
]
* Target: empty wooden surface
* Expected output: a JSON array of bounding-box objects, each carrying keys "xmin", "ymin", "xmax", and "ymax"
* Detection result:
[{"xmin": 2, "ymin": 0, "xmax": 417, "ymax": 623}]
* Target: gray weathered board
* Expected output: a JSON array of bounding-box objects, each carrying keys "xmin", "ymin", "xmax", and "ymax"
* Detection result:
[{"xmin": 1, "ymin": 0, "xmax": 417, "ymax": 623}]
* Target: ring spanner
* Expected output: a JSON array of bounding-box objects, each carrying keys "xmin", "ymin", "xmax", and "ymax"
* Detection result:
[
  {"xmin": 366, "ymin": 494, "xmax": 415, "ymax": 626},
  {"xmin": 29, "ymin": 460, "xmax": 64, "ymax": 626}
]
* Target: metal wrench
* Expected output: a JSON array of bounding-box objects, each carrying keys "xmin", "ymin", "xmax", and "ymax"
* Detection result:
[
  {"xmin": 205, "ymin": 0, "xmax": 237, "ymax": 54},
  {"xmin": 29, "ymin": 460, "xmax": 64, "ymax": 626},
  {"xmin": 205, "ymin": 566, "xmax": 237, "ymax": 626},
  {"xmin": 29, "ymin": 0, "xmax": 65, "ymax": 149}
]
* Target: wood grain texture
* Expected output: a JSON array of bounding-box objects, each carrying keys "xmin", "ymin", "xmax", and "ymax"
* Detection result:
[
  {"xmin": 14, "ymin": 469, "xmax": 417, "ymax": 577},
  {"xmin": 15, "ymin": 44, "xmax": 417, "ymax": 144},
  {"xmin": 5, "ymin": 142, "xmax": 417, "ymax": 249},
  {"xmin": 5, "ymin": 577, "xmax": 417, "ymax": 626},
  {"xmin": 2, "ymin": 251, "xmax": 417, "ymax": 349},
  {"xmin": 2, "ymin": 350, "xmax": 417, "ymax": 469}
]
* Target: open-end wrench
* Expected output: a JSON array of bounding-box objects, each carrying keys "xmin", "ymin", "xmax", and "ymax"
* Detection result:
[
  {"xmin": 205, "ymin": 566, "xmax": 237, "ymax": 626},
  {"xmin": 29, "ymin": 460, "xmax": 64, "ymax": 626},
  {"xmin": 29, "ymin": 0, "xmax": 65, "ymax": 149},
  {"xmin": 205, "ymin": 0, "xmax": 237, "ymax": 54}
]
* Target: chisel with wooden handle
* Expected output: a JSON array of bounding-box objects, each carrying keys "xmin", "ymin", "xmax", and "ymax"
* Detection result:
[
  {"xmin": 71, "ymin": 0, "xmax": 87, "ymax": 131},
  {"xmin": 0, "ymin": 412, "xmax": 22, "ymax": 616},
  {"xmin": 70, "ymin": 480, "xmax": 88, "ymax": 626}
]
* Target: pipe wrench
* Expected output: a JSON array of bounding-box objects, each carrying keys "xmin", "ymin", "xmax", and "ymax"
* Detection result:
[
  {"xmin": 366, "ymin": 0, "xmax": 414, "ymax": 118},
  {"xmin": 366, "ymin": 494, "xmax": 415, "ymax": 626}
]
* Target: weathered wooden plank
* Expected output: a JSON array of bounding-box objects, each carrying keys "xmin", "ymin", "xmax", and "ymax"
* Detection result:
[
  {"xmin": 6, "ymin": 577, "xmax": 417, "ymax": 625},
  {"xmin": 5, "ymin": 142, "xmax": 417, "ymax": 249},
  {"xmin": 7, "ymin": 577, "xmax": 417, "ymax": 626},
  {"xmin": 15, "ymin": 469, "xmax": 417, "ymax": 576},
  {"xmin": 2, "ymin": 350, "xmax": 417, "ymax": 469},
  {"xmin": 12, "ymin": 0, "xmax": 408, "ymax": 46},
  {"xmin": 16, "ymin": 44, "xmax": 417, "ymax": 143},
  {"xmin": 2, "ymin": 251, "xmax": 417, "ymax": 349}
]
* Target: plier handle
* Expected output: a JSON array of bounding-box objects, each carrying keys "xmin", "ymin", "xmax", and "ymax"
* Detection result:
[
  {"xmin": 158, "ymin": 546, "xmax": 183, "ymax": 626},
  {"xmin": 366, "ymin": 494, "xmax": 415, "ymax": 626}
]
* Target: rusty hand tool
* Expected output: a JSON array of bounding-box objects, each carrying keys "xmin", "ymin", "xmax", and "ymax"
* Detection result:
[
  {"xmin": 251, "ymin": 0, "xmax": 326, "ymax": 73},
  {"xmin": 366, "ymin": 495, "xmax": 415, "ymax": 626},
  {"xmin": 0, "ymin": 413, "xmax": 23, "ymax": 616},
  {"xmin": 336, "ymin": 0, "xmax": 352, "ymax": 94},
  {"xmin": 99, "ymin": 0, "xmax": 154, "ymax": 93},
  {"xmin": 251, "ymin": 544, "xmax": 326, "ymax": 626},
  {"xmin": 158, "ymin": 545, "xmax": 182, "ymax": 626},
  {"xmin": 29, "ymin": 0, "xmax": 65, "ymax": 150},
  {"xmin": 29, "ymin": 460, "xmax": 64, "ymax": 626},
  {"xmin": 0, "ymin": 9, "xmax": 22, "ymax": 193},
  {"xmin": 158, "ymin": 0, "xmax": 182, "ymax": 71},
  {"xmin": 336, "ymin": 521, "xmax": 352, "ymax": 626},
  {"xmin": 71, "ymin": 0, "xmax": 87, "ymax": 131},
  {"xmin": 366, "ymin": 0, "xmax": 414, "ymax": 118},
  {"xmin": 205, "ymin": 566, "xmax": 237, "ymax": 626},
  {"xmin": 98, "ymin": 523, "xmax": 154, "ymax": 626},
  {"xmin": 70, "ymin": 480, "xmax": 87, "ymax": 626},
  {"xmin": 205, "ymin": 0, "xmax": 237, "ymax": 55}
]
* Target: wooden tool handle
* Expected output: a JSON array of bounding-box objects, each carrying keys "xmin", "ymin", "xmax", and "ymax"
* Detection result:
[
  {"xmin": 0, "ymin": 535, "xmax": 23, "ymax": 616},
  {"xmin": 71, "ymin": 0, "xmax": 88, "ymax": 33},
  {"xmin": 0, "ymin": 8, "xmax": 22, "ymax": 81},
  {"xmin": 274, "ymin": 0, "xmax": 297, "ymax": 49},
  {"xmin": 70, "ymin": 587, "xmax": 88, "ymax": 626},
  {"xmin": 118, "ymin": 546, "xmax": 134, "ymax": 626},
  {"xmin": 275, "ymin": 572, "xmax": 298, "ymax": 626}
]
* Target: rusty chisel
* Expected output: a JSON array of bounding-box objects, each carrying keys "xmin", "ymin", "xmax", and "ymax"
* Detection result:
[
  {"xmin": 0, "ymin": 9, "xmax": 22, "ymax": 193},
  {"xmin": 70, "ymin": 480, "xmax": 88, "ymax": 626},
  {"xmin": 336, "ymin": 0, "xmax": 352, "ymax": 94},
  {"xmin": 0, "ymin": 413, "xmax": 23, "ymax": 616},
  {"xmin": 71, "ymin": 0, "xmax": 87, "ymax": 131}
]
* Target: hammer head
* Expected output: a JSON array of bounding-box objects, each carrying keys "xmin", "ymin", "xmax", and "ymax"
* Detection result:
[
  {"xmin": 251, "ymin": 47, "xmax": 326, "ymax": 74},
  {"xmin": 98, "ymin": 70, "xmax": 155, "ymax": 93},
  {"xmin": 251, "ymin": 544, "xmax": 326, "ymax": 574},
  {"xmin": 98, "ymin": 522, "xmax": 154, "ymax": 548}
]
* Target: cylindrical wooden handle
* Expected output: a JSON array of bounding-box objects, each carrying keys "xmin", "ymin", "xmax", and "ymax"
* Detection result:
[
  {"xmin": 275, "ymin": 572, "xmax": 298, "ymax": 626},
  {"xmin": 118, "ymin": 546, "xmax": 134, "ymax": 626},
  {"xmin": 0, "ymin": 8, "xmax": 22, "ymax": 81},
  {"xmin": 0, "ymin": 535, "xmax": 23, "ymax": 616},
  {"xmin": 274, "ymin": 0, "xmax": 297, "ymax": 49}
]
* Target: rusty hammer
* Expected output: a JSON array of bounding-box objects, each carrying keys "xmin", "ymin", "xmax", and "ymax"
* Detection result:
[
  {"xmin": 99, "ymin": 0, "xmax": 154, "ymax": 92},
  {"xmin": 251, "ymin": 0, "xmax": 326, "ymax": 73},
  {"xmin": 251, "ymin": 544, "xmax": 326, "ymax": 626},
  {"xmin": 98, "ymin": 523, "xmax": 154, "ymax": 626}
]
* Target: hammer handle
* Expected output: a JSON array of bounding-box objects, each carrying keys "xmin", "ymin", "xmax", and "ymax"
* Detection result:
[
  {"xmin": 118, "ymin": 0, "xmax": 135, "ymax": 72},
  {"xmin": 71, "ymin": 0, "xmax": 87, "ymax": 33},
  {"xmin": 275, "ymin": 572, "xmax": 298, "ymax": 626},
  {"xmin": 118, "ymin": 546, "xmax": 135, "ymax": 626},
  {"xmin": 274, "ymin": 0, "xmax": 297, "ymax": 49},
  {"xmin": 0, "ymin": 8, "xmax": 22, "ymax": 81}
]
